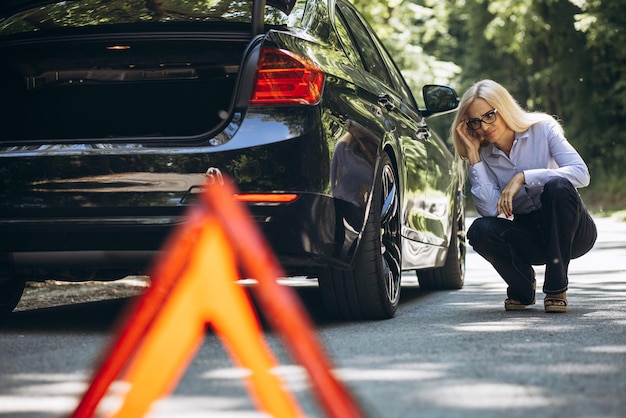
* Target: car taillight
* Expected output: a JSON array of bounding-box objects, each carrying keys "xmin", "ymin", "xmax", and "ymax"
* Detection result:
[
  {"xmin": 234, "ymin": 193, "xmax": 299, "ymax": 203},
  {"xmin": 250, "ymin": 47, "xmax": 325, "ymax": 106}
]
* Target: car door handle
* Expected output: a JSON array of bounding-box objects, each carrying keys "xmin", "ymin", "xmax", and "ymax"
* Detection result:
[
  {"xmin": 416, "ymin": 123, "xmax": 431, "ymax": 140},
  {"xmin": 378, "ymin": 93, "xmax": 396, "ymax": 111}
]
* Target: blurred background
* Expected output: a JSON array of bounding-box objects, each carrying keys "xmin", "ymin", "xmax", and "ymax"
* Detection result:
[{"xmin": 350, "ymin": 0, "xmax": 626, "ymax": 215}]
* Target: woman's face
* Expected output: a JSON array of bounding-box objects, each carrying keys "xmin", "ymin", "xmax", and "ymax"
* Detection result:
[{"xmin": 465, "ymin": 98, "xmax": 514, "ymax": 148}]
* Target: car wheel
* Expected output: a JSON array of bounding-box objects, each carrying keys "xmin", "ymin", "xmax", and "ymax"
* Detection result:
[
  {"xmin": 0, "ymin": 275, "xmax": 26, "ymax": 316},
  {"xmin": 319, "ymin": 153, "xmax": 401, "ymax": 320},
  {"xmin": 416, "ymin": 194, "xmax": 465, "ymax": 290}
]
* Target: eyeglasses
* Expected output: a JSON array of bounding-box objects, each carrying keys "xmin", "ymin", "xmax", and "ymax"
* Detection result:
[{"xmin": 466, "ymin": 109, "xmax": 498, "ymax": 131}]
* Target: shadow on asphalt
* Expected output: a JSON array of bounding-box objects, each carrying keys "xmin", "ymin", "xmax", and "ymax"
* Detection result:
[
  {"xmin": 0, "ymin": 297, "xmax": 134, "ymax": 333},
  {"xmin": 0, "ymin": 280, "xmax": 435, "ymax": 333}
]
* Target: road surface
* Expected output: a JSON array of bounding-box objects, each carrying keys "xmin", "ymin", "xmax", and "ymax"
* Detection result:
[{"xmin": 1, "ymin": 215, "xmax": 625, "ymax": 417}]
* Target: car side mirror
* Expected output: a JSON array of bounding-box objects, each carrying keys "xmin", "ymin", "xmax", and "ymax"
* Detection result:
[{"xmin": 422, "ymin": 85, "xmax": 459, "ymax": 117}]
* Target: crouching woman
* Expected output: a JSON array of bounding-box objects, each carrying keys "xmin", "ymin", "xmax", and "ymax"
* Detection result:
[{"xmin": 452, "ymin": 79, "xmax": 597, "ymax": 312}]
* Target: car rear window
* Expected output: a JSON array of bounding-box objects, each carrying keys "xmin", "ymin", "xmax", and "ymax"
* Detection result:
[{"xmin": 0, "ymin": 0, "xmax": 292, "ymax": 36}]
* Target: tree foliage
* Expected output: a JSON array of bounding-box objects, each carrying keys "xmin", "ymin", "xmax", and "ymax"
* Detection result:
[{"xmin": 350, "ymin": 0, "xmax": 626, "ymax": 208}]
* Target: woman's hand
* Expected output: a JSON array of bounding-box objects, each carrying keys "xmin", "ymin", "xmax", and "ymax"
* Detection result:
[
  {"xmin": 498, "ymin": 172, "xmax": 525, "ymax": 218},
  {"xmin": 455, "ymin": 120, "xmax": 482, "ymax": 165}
]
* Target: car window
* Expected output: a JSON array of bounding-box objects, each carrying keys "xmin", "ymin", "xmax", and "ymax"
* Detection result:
[
  {"xmin": 336, "ymin": 2, "xmax": 392, "ymax": 87},
  {"xmin": 368, "ymin": 31, "xmax": 418, "ymax": 109},
  {"xmin": 332, "ymin": 8, "xmax": 363, "ymax": 69},
  {"xmin": 0, "ymin": 0, "xmax": 292, "ymax": 36}
]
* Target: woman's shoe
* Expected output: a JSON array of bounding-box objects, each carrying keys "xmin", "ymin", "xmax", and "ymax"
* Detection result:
[
  {"xmin": 504, "ymin": 279, "xmax": 536, "ymax": 311},
  {"xmin": 544, "ymin": 292, "xmax": 567, "ymax": 313},
  {"xmin": 504, "ymin": 298, "xmax": 533, "ymax": 311}
]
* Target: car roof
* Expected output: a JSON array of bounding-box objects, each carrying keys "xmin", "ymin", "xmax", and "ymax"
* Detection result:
[
  {"xmin": 0, "ymin": 0, "xmax": 300, "ymax": 37},
  {"xmin": 0, "ymin": 0, "xmax": 298, "ymax": 16}
]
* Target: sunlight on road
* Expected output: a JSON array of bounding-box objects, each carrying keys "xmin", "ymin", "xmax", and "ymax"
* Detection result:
[
  {"xmin": 413, "ymin": 382, "xmax": 566, "ymax": 409},
  {"xmin": 0, "ymin": 373, "xmax": 85, "ymax": 416},
  {"xmin": 453, "ymin": 320, "xmax": 533, "ymax": 332},
  {"xmin": 584, "ymin": 345, "xmax": 626, "ymax": 353}
]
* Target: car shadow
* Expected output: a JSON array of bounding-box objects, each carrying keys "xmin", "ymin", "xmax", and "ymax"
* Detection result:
[
  {"xmin": 0, "ymin": 283, "xmax": 330, "ymax": 334},
  {"xmin": 0, "ymin": 279, "xmax": 434, "ymax": 333},
  {"xmin": 0, "ymin": 297, "xmax": 135, "ymax": 333}
]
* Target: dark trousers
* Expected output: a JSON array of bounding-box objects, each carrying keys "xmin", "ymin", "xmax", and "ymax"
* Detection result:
[{"xmin": 467, "ymin": 178, "xmax": 597, "ymax": 304}]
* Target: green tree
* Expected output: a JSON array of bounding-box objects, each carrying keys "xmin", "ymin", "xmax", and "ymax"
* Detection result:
[
  {"xmin": 351, "ymin": 0, "xmax": 626, "ymax": 209},
  {"xmin": 569, "ymin": 0, "xmax": 626, "ymax": 206},
  {"xmin": 350, "ymin": 0, "xmax": 461, "ymax": 104}
]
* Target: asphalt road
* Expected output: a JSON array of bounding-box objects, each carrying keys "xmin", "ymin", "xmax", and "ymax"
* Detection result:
[{"xmin": 1, "ymin": 215, "xmax": 625, "ymax": 418}]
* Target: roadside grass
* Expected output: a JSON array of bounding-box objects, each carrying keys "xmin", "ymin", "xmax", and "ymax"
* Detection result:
[{"xmin": 580, "ymin": 175, "xmax": 626, "ymax": 220}]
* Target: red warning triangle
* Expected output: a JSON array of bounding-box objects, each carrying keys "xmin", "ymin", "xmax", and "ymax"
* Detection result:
[{"xmin": 72, "ymin": 178, "xmax": 365, "ymax": 418}]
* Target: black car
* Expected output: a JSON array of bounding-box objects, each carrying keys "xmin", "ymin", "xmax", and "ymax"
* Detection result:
[{"xmin": 0, "ymin": 0, "xmax": 465, "ymax": 319}]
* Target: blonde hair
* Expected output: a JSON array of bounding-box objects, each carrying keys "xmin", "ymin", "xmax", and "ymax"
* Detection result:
[{"xmin": 451, "ymin": 79, "xmax": 562, "ymax": 159}]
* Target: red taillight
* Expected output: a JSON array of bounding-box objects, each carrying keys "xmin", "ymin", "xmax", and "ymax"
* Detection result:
[
  {"xmin": 234, "ymin": 193, "xmax": 299, "ymax": 203},
  {"xmin": 250, "ymin": 47, "xmax": 325, "ymax": 106}
]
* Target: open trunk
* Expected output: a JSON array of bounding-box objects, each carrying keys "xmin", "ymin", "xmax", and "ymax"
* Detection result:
[{"xmin": 0, "ymin": 37, "xmax": 249, "ymax": 143}]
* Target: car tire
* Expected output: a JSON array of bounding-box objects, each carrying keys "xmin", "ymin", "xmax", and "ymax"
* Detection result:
[
  {"xmin": 0, "ymin": 276, "xmax": 26, "ymax": 316},
  {"xmin": 416, "ymin": 195, "xmax": 465, "ymax": 290},
  {"xmin": 319, "ymin": 153, "xmax": 401, "ymax": 320}
]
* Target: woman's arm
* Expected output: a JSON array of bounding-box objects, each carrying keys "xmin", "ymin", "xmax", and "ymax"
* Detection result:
[
  {"xmin": 523, "ymin": 122, "xmax": 590, "ymax": 188},
  {"xmin": 469, "ymin": 162, "xmax": 501, "ymax": 217}
]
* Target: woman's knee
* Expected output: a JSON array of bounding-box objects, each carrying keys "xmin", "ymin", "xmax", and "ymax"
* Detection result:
[
  {"xmin": 467, "ymin": 217, "xmax": 498, "ymax": 249},
  {"xmin": 542, "ymin": 178, "xmax": 576, "ymax": 200},
  {"xmin": 541, "ymin": 178, "xmax": 580, "ymax": 211}
]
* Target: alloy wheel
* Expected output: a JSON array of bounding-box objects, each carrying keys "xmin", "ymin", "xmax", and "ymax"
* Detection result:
[{"xmin": 379, "ymin": 163, "xmax": 401, "ymax": 305}]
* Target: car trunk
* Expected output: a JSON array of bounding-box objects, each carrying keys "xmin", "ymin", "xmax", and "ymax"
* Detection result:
[
  {"xmin": 0, "ymin": 0, "xmax": 305, "ymax": 276},
  {"xmin": 0, "ymin": 37, "xmax": 250, "ymax": 142}
]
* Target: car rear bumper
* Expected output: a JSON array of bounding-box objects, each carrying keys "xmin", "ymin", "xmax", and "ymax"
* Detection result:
[
  {"xmin": 0, "ymin": 105, "xmax": 371, "ymax": 279},
  {"xmin": 0, "ymin": 192, "xmax": 362, "ymax": 280}
]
